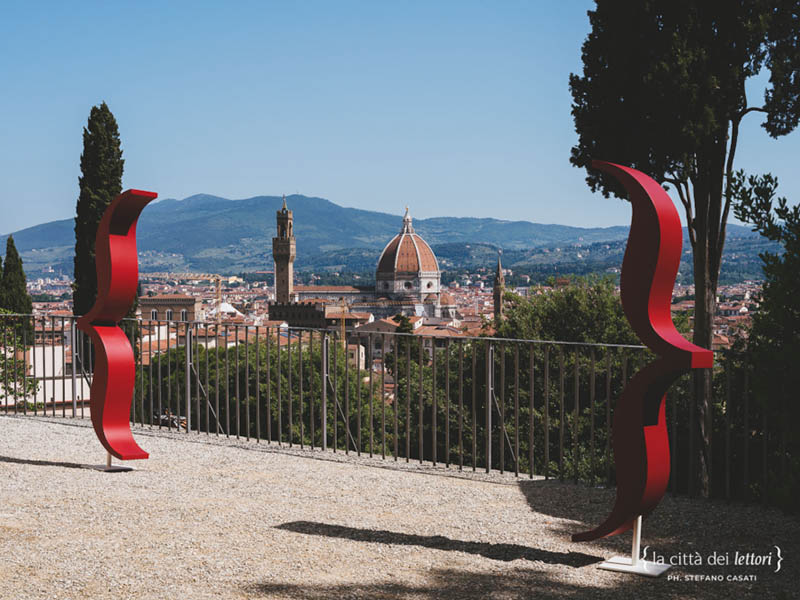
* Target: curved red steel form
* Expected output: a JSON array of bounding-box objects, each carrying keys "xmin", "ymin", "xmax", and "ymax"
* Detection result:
[
  {"xmin": 76, "ymin": 189, "xmax": 157, "ymax": 460},
  {"xmin": 572, "ymin": 162, "xmax": 712, "ymax": 542}
]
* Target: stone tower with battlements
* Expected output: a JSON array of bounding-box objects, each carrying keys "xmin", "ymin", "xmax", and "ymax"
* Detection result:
[{"xmin": 272, "ymin": 195, "xmax": 296, "ymax": 303}]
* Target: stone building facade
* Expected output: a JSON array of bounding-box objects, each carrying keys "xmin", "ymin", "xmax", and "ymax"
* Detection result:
[{"xmin": 139, "ymin": 294, "xmax": 202, "ymax": 322}]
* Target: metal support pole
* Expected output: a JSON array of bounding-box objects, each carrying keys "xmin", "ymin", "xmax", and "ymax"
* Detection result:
[
  {"xmin": 631, "ymin": 515, "xmax": 642, "ymax": 567},
  {"xmin": 485, "ymin": 343, "xmax": 493, "ymax": 473},
  {"xmin": 71, "ymin": 322, "xmax": 78, "ymax": 417},
  {"xmin": 88, "ymin": 450, "xmax": 133, "ymax": 473},
  {"xmin": 185, "ymin": 326, "xmax": 192, "ymax": 432},
  {"xmin": 322, "ymin": 333, "xmax": 328, "ymax": 452}
]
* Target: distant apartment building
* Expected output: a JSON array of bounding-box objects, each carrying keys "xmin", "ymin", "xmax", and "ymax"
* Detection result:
[
  {"xmin": 346, "ymin": 343, "xmax": 366, "ymax": 370},
  {"xmin": 139, "ymin": 294, "xmax": 202, "ymax": 322},
  {"xmin": 268, "ymin": 299, "xmax": 373, "ymax": 330}
]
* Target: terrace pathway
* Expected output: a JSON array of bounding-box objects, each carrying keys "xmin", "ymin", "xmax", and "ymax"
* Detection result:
[{"xmin": 0, "ymin": 416, "xmax": 796, "ymax": 599}]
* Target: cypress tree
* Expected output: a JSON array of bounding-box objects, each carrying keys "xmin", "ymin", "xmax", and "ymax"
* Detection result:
[
  {"xmin": 0, "ymin": 236, "xmax": 33, "ymax": 340},
  {"xmin": 72, "ymin": 103, "xmax": 142, "ymax": 367},
  {"xmin": 73, "ymin": 102, "xmax": 124, "ymax": 318},
  {"xmin": 1, "ymin": 236, "xmax": 32, "ymax": 314}
]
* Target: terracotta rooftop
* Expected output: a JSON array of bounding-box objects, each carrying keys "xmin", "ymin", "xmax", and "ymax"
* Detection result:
[
  {"xmin": 141, "ymin": 294, "xmax": 197, "ymax": 301},
  {"xmin": 294, "ymin": 285, "xmax": 363, "ymax": 293},
  {"xmin": 440, "ymin": 292, "xmax": 455, "ymax": 305},
  {"xmin": 416, "ymin": 325, "xmax": 465, "ymax": 337},
  {"xmin": 325, "ymin": 312, "xmax": 372, "ymax": 320}
]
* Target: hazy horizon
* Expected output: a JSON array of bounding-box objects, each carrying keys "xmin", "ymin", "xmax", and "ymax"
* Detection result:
[
  {"xmin": 2, "ymin": 190, "xmax": 632, "ymax": 237},
  {"xmin": 2, "ymin": 1, "xmax": 798, "ymax": 234}
]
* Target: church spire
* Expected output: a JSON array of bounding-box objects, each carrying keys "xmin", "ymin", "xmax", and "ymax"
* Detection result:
[{"xmin": 496, "ymin": 250, "xmax": 504, "ymax": 280}]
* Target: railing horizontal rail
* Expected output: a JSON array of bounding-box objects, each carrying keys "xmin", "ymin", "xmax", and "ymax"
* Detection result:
[{"xmin": 0, "ymin": 313, "xmax": 783, "ymax": 508}]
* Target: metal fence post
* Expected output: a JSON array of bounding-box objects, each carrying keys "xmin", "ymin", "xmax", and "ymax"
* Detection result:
[
  {"xmin": 322, "ymin": 332, "xmax": 328, "ymax": 451},
  {"xmin": 185, "ymin": 324, "xmax": 192, "ymax": 432},
  {"xmin": 9, "ymin": 315, "xmax": 747, "ymax": 498},
  {"xmin": 486, "ymin": 342, "xmax": 493, "ymax": 473},
  {"xmin": 71, "ymin": 321, "xmax": 78, "ymax": 417}
]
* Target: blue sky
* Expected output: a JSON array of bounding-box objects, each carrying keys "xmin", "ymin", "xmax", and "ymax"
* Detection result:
[{"xmin": 1, "ymin": 1, "xmax": 798, "ymax": 234}]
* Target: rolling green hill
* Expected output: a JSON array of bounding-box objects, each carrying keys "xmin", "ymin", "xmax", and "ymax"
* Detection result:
[{"xmin": 0, "ymin": 193, "xmax": 769, "ymax": 282}]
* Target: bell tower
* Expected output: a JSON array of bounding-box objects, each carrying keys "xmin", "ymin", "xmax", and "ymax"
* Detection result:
[{"xmin": 272, "ymin": 195, "xmax": 296, "ymax": 303}]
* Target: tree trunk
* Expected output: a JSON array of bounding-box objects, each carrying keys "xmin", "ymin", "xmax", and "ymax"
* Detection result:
[
  {"xmin": 691, "ymin": 297, "xmax": 714, "ymax": 498},
  {"xmin": 689, "ymin": 193, "xmax": 719, "ymax": 498}
]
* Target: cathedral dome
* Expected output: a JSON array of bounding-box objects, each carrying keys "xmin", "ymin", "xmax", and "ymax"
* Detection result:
[
  {"xmin": 375, "ymin": 208, "xmax": 441, "ymax": 307},
  {"xmin": 376, "ymin": 208, "xmax": 439, "ymax": 276}
]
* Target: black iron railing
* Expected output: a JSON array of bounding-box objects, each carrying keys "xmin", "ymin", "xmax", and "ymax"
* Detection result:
[{"xmin": 0, "ymin": 314, "xmax": 785, "ymax": 505}]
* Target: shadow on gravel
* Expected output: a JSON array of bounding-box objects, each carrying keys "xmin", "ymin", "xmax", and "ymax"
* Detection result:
[
  {"xmin": 0, "ymin": 455, "xmax": 86, "ymax": 469},
  {"xmin": 517, "ymin": 478, "xmax": 628, "ymax": 551},
  {"xmin": 275, "ymin": 521, "xmax": 602, "ymax": 566},
  {"xmin": 246, "ymin": 564, "xmax": 795, "ymax": 600},
  {"xmin": 245, "ymin": 566, "xmax": 680, "ymax": 600},
  {"xmin": 518, "ymin": 479, "xmax": 617, "ymax": 525}
]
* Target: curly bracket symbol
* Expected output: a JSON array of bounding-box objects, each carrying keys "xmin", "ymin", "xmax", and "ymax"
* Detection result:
[
  {"xmin": 77, "ymin": 189, "xmax": 158, "ymax": 460},
  {"xmin": 573, "ymin": 162, "xmax": 712, "ymax": 542}
]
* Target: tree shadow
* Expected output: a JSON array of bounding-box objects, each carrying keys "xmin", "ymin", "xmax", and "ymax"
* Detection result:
[
  {"xmin": 244, "ymin": 566, "xmax": 705, "ymax": 600},
  {"xmin": 275, "ymin": 521, "xmax": 602, "ymax": 566},
  {"xmin": 518, "ymin": 476, "xmax": 800, "ymax": 592},
  {"xmin": 516, "ymin": 478, "xmax": 630, "ymax": 553},
  {"xmin": 517, "ymin": 479, "xmax": 617, "ymax": 525},
  {"xmin": 0, "ymin": 454, "xmax": 86, "ymax": 469}
]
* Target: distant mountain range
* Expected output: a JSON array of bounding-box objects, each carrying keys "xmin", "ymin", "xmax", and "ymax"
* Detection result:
[{"xmin": 0, "ymin": 193, "xmax": 772, "ymax": 283}]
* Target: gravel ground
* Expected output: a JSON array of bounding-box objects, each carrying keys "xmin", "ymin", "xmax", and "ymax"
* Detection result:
[{"xmin": 0, "ymin": 415, "xmax": 796, "ymax": 600}]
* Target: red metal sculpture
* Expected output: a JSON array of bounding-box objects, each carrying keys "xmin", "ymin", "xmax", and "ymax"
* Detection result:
[
  {"xmin": 573, "ymin": 161, "xmax": 712, "ymax": 542},
  {"xmin": 76, "ymin": 189, "xmax": 158, "ymax": 460}
]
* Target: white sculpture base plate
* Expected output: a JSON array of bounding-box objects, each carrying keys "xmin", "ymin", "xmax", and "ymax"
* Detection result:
[
  {"xmin": 598, "ymin": 556, "xmax": 671, "ymax": 577},
  {"xmin": 87, "ymin": 464, "xmax": 135, "ymax": 473},
  {"xmin": 85, "ymin": 453, "xmax": 136, "ymax": 472}
]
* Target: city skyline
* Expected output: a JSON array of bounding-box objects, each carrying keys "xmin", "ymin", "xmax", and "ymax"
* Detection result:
[{"xmin": 2, "ymin": 1, "xmax": 799, "ymax": 235}]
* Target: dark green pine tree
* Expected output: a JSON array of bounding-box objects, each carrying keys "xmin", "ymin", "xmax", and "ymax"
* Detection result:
[
  {"xmin": 733, "ymin": 171, "xmax": 800, "ymax": 508},
  {"xmin": 569, "ymin": 0, "xmax": 800, "ymax": 498},
  {"xmin": 0, "ymin": 236, "xmax": 34, "ymax": 340},
  {"xmin": 73, "ymin": 102, "xmax": 124, "ymax": 318}
]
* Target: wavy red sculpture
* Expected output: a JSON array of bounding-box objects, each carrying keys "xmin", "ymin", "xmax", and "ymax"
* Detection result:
[
  {"xmin": 76, "ymin": 189, "xmax": 158, "ymax": 460},
  {"xmin": 572, "ymin": 161, "xmax": 713, "ymax": 542}
]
